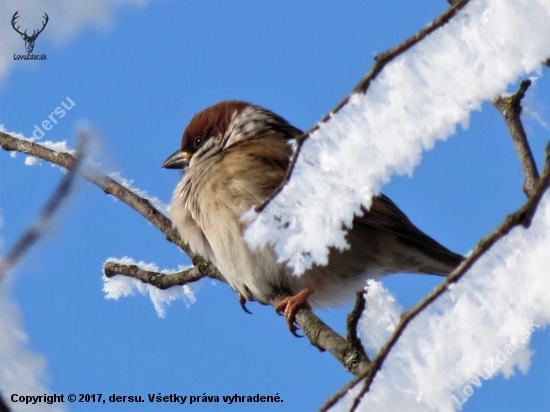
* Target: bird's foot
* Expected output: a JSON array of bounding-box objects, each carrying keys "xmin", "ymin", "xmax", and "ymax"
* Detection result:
[
  {"xmin": 275, "ymin": 287, "xmax": 314, "ymax": 337},
  {"xmin": 238, "ymin": 292, "xmax": 253, "ymax": 314}
]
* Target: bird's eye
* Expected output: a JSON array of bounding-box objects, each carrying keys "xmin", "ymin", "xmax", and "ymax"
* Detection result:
[{"xmin": 193, "ymin": 136, "xmax": 204, "ymax": 149}]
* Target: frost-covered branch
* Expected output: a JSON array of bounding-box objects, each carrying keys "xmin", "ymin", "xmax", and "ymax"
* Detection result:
[
  {"xmin": 104, "ymin": 259, "xmax": 371, "ymax": 374},
  {"xmin": 245, "ymin": 0, "xmax": 550, "ymax": 276},
  {"xmin": 0, "ymin": 135, "xmax": 87, "ymax": 280},
  {"xmin": 256, "ymin": 0, "xmax": 471, "ymax": 213},
  {"xmin": 322, "ymin": 142, "xmax": 550, "ymax": 412},
  {"xmin": 104, "ymin": 261, "xmax": 218, "ymax": 288},
  {"xmin": 494, "ymin": 79, "xmax": 540, "ymax": 197}
]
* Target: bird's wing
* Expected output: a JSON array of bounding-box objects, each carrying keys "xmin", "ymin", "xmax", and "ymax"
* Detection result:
[{"xmin": 355, "ymin": 194, "xmax": 463, "ymax": 272}]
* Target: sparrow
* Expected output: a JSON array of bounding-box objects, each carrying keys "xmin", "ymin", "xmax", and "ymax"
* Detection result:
[{"xmin": 163, "ymin": 100, "xmax": 463, "ymax": 335}]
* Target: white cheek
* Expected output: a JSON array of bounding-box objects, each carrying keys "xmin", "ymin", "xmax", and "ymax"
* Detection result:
[{"xmin": 224, "ymin": 107, "xmax": 272, "ymax": 148}]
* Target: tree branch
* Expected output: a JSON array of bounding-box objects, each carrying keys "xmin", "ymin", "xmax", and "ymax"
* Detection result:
[
  {"xmin": 0, "ymin": 132, "xmax": 194, "ymax": 258},
  {"xmin": 0, "ymin": 132, "xmax": 374, "ymax": 374},
  {"xmin": 104, "ymin": 261, "xmax": 209, "ymax": 288},
  {"xmin": 104, "ymin": 259, "xmax": 371, "ymax": 375},
  {"xmin": 256, "ymin": 0, "xmax": 472, "ymax": 212},
  {"xmin": 322, "ymin": 142, "xmax": 550, "ymax": 411},
  {"xmin": 494, "ymin": 79, "xmax": 540, "ymax": 198},
  {"xmin": 346, "ymin": 290, "xmax": 368, "ymax": 362},
  {"xmin": 270, "ymin": 292, "xmax": 371, "ymax": 376}
]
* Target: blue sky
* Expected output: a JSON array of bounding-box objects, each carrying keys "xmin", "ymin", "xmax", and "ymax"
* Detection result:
[{"xmin": 1, "ymin": 1, "xmax": 549, "ymax": 411}]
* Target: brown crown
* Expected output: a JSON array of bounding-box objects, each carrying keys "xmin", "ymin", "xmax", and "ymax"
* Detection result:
[{"xmin": 181, "ymin": 101, "xmax": 251, "ymax": 152}]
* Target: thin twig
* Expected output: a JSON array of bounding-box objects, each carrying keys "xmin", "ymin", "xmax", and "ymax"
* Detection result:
[
  {"xmin": 346, "ymin": 290, "xmax": 369, "ymax": 362},
  {"xmin": 0, "ymin": 135, "xmax": 87, "ymax": 280},
  {"xmin": 256, "ymin": 0, "xmax": 472, "ymax": 212},
  {"xmin": 322, "ymin": 143, "xmax": 550, "ymax": 412},
  {"xmin": 320, "ymin": 375, "xmax": 364, "ymax": 412},
  {"xmin": 494, "ymin": 79, "xmax": 540, "ymax": 198}
]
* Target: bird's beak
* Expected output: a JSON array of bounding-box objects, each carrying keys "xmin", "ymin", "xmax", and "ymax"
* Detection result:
[{"xmin": 162, "ymin": 149, "xmax": 191, "ymax": 169}]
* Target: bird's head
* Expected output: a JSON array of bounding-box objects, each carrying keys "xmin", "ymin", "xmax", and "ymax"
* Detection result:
[{"xmin": 162, "ymin": 100, "xmax": 301, "ymax": 170}]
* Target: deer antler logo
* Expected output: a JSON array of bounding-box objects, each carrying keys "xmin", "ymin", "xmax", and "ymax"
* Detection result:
[{"xmin": 11, "ymin": 11, "xmax": 49, "ymax": 54}]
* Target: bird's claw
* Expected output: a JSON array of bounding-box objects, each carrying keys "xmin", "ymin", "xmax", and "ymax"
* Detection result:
[
  {"xmin": 238, "ymin": 292, "xmax": 253, "ymax": 314},
  {"xmin": 274, "ymin": 287, "xmax": 314, "ymax": 337}
]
